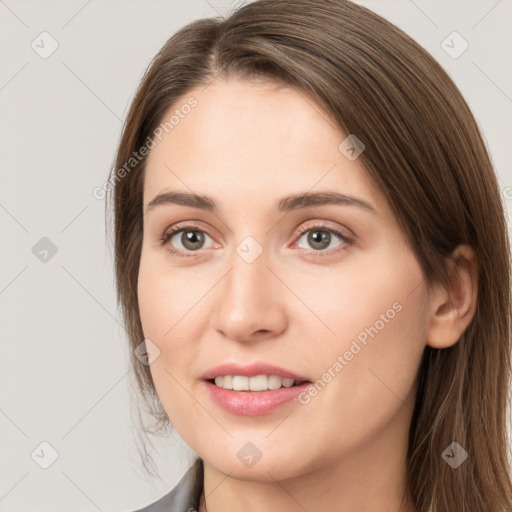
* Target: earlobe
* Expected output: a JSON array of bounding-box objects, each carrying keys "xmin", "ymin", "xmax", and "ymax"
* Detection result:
[{"xmin": 426, "ymin": 244, "xmax": 479, "ymax": 349}]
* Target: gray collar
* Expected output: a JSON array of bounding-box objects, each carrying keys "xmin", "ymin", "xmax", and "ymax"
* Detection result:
[{"xmin": 133, "ymin": 458, "xmax": 203, "ymax": 512}]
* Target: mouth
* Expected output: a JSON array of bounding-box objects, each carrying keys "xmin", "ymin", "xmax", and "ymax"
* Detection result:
[
  {"xmin": 207, "ymin": 375, "xmax": 309, "ymax": 391},
  {"xmin": 201, "ymin": 363, "xmax": 312, "ymax": 416}
]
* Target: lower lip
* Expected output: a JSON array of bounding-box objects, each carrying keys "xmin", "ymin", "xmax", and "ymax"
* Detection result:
[{"xmin": 203, "ymin": 380, "xmax": 310, "ymax": 416}]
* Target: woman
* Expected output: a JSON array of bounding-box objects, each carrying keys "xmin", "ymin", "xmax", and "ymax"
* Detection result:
[{"xmin": 108, "ymin": 0, "xmax": 512, "ymax": 510}]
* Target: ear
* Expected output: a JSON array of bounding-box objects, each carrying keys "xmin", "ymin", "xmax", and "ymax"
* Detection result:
[{"xmin": 426, "ymin": 244, "xmax": 479, "ymax": 349}]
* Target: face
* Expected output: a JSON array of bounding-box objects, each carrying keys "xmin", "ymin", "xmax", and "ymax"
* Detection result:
[{"xmin": 138, "ymin": 77, "xmax": 429, "ymax": 481}]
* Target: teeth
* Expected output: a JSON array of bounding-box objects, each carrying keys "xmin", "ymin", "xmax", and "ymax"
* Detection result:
[
  {"xmin": 213, "ymin": 374, "xmax": 298, "ymax": 391},
  {"xmin": 282, "ymin": 377, "xmax": 295, "ymax": 387},
  {"xmin": 232, "ymin": 376, "xmax": 249, "ymax": 391},
  {"xmin": 268, "ymin": 375, "xmax": 281, "ymax": 389},
  {"xmin": 249, "ymin": 375, "xmax": 267, "ymax": 391}
]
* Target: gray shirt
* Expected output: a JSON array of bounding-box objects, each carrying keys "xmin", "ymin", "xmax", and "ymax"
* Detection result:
[{"xmin": 133, "ymin": 458, "xmax": 203, "ymax": 512}]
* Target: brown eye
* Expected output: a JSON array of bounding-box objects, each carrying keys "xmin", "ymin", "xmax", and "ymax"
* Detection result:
[
  {"xmin": 161, "ymin": 226, "xmax": 215, "ymax": 256},
  {"xmin": 178, "ymin": 230, "xmax": 206, "ymax": 251},
  {"xmin": 296, "ymin": 226, "xmax": 349, "ymax": 253},
  {"xmin": 306, "ymin": 230, "xmax": 332, "ymax": 250}
]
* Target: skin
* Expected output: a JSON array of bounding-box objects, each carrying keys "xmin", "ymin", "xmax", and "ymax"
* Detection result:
[{"xmin": 138, "ymin": 77, "xmax": 478, "ymax": 512}]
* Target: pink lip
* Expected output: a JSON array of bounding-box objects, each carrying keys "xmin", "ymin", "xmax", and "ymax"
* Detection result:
[
  {"xmin": 200, "ymin": 362, "xmax": 310, "ymax": 382},
  {"xmin": 202, "ymin": 380, "xmax": 311, "ymax": 416},
  {"xmin": 200, "ymin": 362, "xmax": 311, "ymax": 416}
]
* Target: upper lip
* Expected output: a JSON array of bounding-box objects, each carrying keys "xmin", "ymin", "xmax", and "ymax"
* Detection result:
[{"xmin": 201, "ymin": 362, "xmax": 311, "ymax": 382}]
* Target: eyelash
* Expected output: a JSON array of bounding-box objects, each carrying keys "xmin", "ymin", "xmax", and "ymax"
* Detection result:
[{"xmin": 159, "ymin": 222, "xmax": 353, "ymax": 258}]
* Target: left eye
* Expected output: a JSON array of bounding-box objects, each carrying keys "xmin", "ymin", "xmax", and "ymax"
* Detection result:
[{"xmin": 295, "ymin": 227, "xmax": 349, "ymax": 252}]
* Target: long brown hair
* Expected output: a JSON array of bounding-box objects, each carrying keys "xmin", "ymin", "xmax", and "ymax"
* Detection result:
[{"xmin": 107, "ymin": 0, "xmax": 512, "ymax": 509}]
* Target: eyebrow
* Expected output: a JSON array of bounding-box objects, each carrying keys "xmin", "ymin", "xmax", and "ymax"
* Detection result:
[{"xmin": 145, "ymin": 191, "xmax": 377, "ymax": 215}]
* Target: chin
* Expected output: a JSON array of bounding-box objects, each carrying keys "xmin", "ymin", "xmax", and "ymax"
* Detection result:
[{"xmin": 198, "ymin": 439, "xmax": 321, "ymax": 482}]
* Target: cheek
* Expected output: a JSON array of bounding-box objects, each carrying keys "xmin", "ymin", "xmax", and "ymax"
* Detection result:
[
  {"xmin": 288, "ymin": 244, "xmax": 428, "ymax": 351},
  {"xmin": 137, "ymin": 257, "xmax": 202, "ymax": 429},
  {"xmin": 137, "ymin": 250, "xmax": 206, "ymax": 341},
  {"xmin": 300, "ymin": 248, "xmax": 429, "ymax": 433},
  {"xmin": 137, "ymin": 263, "xmax": 171, "ymax": 339},
  {"xmin": 137, "ymin": 252, "xmax": 214, "ymax": 387}
]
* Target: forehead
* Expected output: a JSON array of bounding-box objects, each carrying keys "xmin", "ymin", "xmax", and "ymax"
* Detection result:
[{"xmin": 143, "ymin": 77, "xmax": 384, "ymax": 213}]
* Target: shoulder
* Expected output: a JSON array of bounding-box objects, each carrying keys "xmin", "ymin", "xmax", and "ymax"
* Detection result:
[{"xmin": 132, "ymin": 458, "xmax": 203, "ymax": 512}]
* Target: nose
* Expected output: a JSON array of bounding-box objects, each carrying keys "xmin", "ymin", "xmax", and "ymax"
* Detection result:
[{"xmin": 212, "ymin": 247, "xmax": 288, "ymax": 343}]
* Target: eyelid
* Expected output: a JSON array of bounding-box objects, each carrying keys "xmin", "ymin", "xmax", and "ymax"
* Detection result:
[{"xmin": 293, "ymin": 220, "xmax": 354, "ymax": 241}]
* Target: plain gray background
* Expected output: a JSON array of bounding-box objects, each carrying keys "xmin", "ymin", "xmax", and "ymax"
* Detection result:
[{"xmin": 1, "ymin": 0, "xmax": 511, "ymax": 510}]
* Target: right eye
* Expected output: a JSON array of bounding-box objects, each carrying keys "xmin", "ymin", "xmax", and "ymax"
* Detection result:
[{"xmin": 160, "ymin": 224, "xmax": 216, "ymax": 257}]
